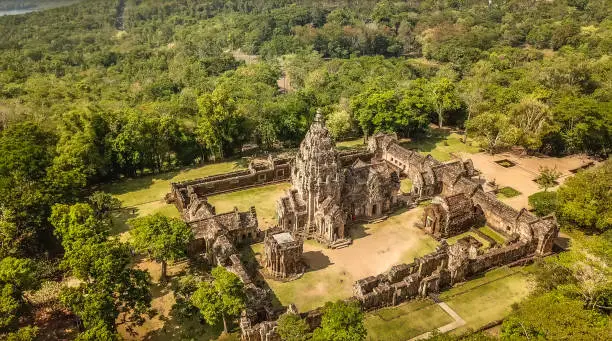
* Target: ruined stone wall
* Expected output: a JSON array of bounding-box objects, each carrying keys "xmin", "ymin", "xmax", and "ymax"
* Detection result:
[
  {"xmin": 352, "ymin": 234, "xmax": 540, "ymax": 311},
  {"xmin": 353, "ymin": 244, "xmax": 451, "ymax": 310},
  {"xmin": 468, "ymin": 241, "xmax": 533, "ymax": 274},
  {"xmin": 338, "ymin": 150, "xmax": 374, "ymax": 166},
  {"xmin": 170, "ymin": 159, "xmax": 291, "ymax": 211}
]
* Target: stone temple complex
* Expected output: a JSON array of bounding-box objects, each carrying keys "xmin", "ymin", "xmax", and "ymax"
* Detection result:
[{"xmin": 167, "ymin": 112, "xmax": 560, "ymax": 341}]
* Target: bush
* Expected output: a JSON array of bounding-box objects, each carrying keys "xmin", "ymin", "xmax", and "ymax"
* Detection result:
[
  {"xmin": 557, "ymin": 161, "xmax": 611, "ymax": 232},
  {"xmin": 498, "ymin": 186, "xmax": 521, "ymax": 198},
  {"xmin": 528, "ymin": 191, "xmax": 558, "ymax": 216}
]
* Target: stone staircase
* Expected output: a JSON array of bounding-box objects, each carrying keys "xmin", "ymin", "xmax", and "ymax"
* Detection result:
[
  {"xmin": 330, "ymin": 238, "xmax": 352, "ymax": 249},
  {"xmin": 366, "ymin": 215, "xmax": 388, "ymax": 224}
]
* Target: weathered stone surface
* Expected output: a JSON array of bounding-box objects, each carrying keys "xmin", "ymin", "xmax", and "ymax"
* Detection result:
[
  {"xmin": 277, "ymin": 113, "xmax": 400, "ymax": 247},
  {"xmin": 264, "ymin": 229, "xmax": 304, "ymax": 280},
  {"xmin": 423, "ymin": 193, "xmax": 484, "ymax": 238},
  {"xmin": 168, "ymin": 155, "xmax": 291, "ymax": 210}
]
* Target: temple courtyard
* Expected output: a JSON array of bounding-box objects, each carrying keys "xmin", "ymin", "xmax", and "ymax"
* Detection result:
[{"xmin": 251, "ymin": 207, "xmax": 440, "ymax": 311}]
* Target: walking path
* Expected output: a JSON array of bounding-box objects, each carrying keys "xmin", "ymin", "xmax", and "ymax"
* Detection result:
[
  {"xmin": 115, "ymin": 0, "xmax": 125, "ymax": 30},
  {"xmin": 409, "ymin": 302, "xmax": 466, "ymax": 340}
]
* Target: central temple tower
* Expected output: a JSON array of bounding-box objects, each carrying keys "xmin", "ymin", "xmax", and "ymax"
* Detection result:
[
  {"xmin": 277, "ymin": 112, "xmax": 346, "ymax": 245},
  {"xmin": 292, "ymin": 112, "xmax": 342, "ymax": 229}
]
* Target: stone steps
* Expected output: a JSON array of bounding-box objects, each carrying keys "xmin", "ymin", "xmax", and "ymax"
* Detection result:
[
  {"xmin": 330, "ymin": 238, "xmax": 352, "ymax": 249},
  {"xmin": 366, "ymin": 215, "xmax": 388, "ymax": 224}
]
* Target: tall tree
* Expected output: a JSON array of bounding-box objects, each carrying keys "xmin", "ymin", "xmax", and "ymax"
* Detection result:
[
  {"xmin": 0, "ymin": 257, "xmax": 39, "ymax": 334},
  {"xmin": 501, "ymin": 293, "xmax": 609, "ymax": 339},
  {"xmin": 556, "ymin": 161, "xmax": 611, "ymax": 232},
  {"xmin": 428, "ymin": 77, "xmax": 461, "ymax": 129},
  {"xmin": 0, "ymin": 122, "xmax": 58, "ymax": 256},
  {"xmin": 190, "ymin": 266, "xmax": 246, "ymax": 334},
  {"xmin": 51, "ymin": 203, "xmax": 152, "ymax": 337},
  {"xmin": 312, "ymin": 300, "xmax": 366, "ymax": 341},
  {"xmin": 128, "ymin": 213, "xmax": 193, "ymax": 281},
  {"xmin": 195, "ymin": 89, "xmax": 243, "ymax": 159},
  {"xmin": 0, "ymin": 257, "xmax": 39, "ymax": 300},
  {"xmin": 87, "ymin": 191, "xmax": 121, "ymax": 219},
  {"xmin": 466, "ymin": 112, "xmax": 521, "ymax": 153}
]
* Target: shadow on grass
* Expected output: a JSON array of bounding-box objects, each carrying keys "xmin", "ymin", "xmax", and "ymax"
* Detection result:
[
  {"xmin": 238, "ymin": 244, "xmax": 285, "ymax": 310},
  {"xmin": 303, "ymin": 251, "xmax": 332, "ymax": 272},
  {"xmin": 111, "ymin": 207, "xmax": 139, "ymax": 235},
  {"xmin": 554, "ymin": 236, "xmax": 570, "ymax": 251},
  {"xmin": 142, "ymin": 301, "xmax": 235, "ymax": 341},
  {"xmin": 141, "ymin": 262, "xmax": 241, "ymax": 341},
  {"xmin": 349, "ymin": 224, "xmax": 370, "ymax": 240}
]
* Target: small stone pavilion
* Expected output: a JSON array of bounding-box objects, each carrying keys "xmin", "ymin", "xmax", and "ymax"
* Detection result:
[{"xmin": 263, "ymin": 229, "xmax": 304, "ymax": 280}]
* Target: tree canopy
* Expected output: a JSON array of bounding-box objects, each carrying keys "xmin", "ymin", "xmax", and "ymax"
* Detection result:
[
  {"xmin": 190, "ymin": 266, "xmax": 246, "ymax": 334},
  {"xmin": 312, "ymin": 300, "xmax": 367, "ymax": 341},
  {"xmin": 128, "ymin": 213, "xmax": 193, "ymax": 281}
]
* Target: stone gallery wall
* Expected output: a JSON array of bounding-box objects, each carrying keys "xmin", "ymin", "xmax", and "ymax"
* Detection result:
[
  {"xmin": 168, "ymin": 157, "xmax": 292, "ymax": 210},
  {"xmin": 353, "ymin": 238, "xmax": 536, "ymax": 311}
]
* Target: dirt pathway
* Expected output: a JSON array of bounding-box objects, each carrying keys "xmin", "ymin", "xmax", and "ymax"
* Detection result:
[{"xmin": 115, "ymin": 0, "xmax": 125, "ymax": 30}]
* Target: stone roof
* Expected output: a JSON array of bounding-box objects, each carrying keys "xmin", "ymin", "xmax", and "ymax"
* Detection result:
[
  {"xmin": 443, "ymin": 193, "xmax": 473, "ymax": 215},
  {"xmin": 189, "ymin": 207, "xmax": 257, "ymax": 239},
  {"xmin": 273, "ymin": 232, "xmax": 295, "ymax": 245}
]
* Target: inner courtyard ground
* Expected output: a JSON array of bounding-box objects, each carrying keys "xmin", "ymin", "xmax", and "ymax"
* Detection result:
[{"xmin": 252, "ymin": 207, "xmax": 439, "ymax": 311}]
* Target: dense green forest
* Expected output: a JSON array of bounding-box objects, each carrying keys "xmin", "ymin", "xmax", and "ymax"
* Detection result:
[{"xmin": 0, "ymin": 0, "xmax": 610, "ymax": 340}]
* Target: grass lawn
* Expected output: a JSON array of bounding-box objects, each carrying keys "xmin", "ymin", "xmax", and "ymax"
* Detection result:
[
  {"xmin": 102, "ymin": 160, "xmax": 247, "ymax": 235},
  {"xmin": 497, "ymin": 186, "xmax": 522, "ymax": 199},
  {"xmin": 251, "ymin": 242, "xmax": 353, "ymax": 311},
  {"xmin": 338, "ymin": 132, "xmax": 480, "ymax": 161},
  {"xmin": 398, "ymin": 236, "xmax": 439, "ymax": 264},
  {"xmin": 101, "ymin": 160, "xmax": 247, "ymax": 208},
  {"xmin": 478, "ymin": 226, "xmax": 507, "ymax": 245},
  {"xmin": 447, "ymin": 231, "xmax": 491, "ymax": 249},
  {"xmin": 365, "ymin": 299, "xmax": 454, "ymax": 341},
  {"xmin": 207, "ymin": 182, "xmax": 291, "ymax": 228},
  {"xmin": 336, "ymin": 137, "xmax": 366, "ymax": 150},
  {"xmin": 400, "ymin": 178, "xmax": 413, "ymax": 193},
  {"xmin": 440, "ymin": 266, "xmax": 533, "ymax": 334},
  {"xmin": 399, "ymin": 132, "xmax": 480, "ymax": 162}
]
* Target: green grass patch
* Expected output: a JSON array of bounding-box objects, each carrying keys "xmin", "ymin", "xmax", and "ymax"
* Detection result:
[
  {"xmin": 440, "ymin": 267, "xmax": 533, "ymax": 333},
  {"xmin": 400, "ymin": 178, "xmax": 412, "ymax": 193},
  {"xmin": 398, "ymin": 237, "xmax": 439, "ymax": 264},
  {"xmin": 253, "ymin": 243, "xmax": 353, "ymax": 311},
  {"xmin": 207, "ymin": 183, "xmax": 291, "ymax": 228},
  {"xmin": 101, "ymin": 160, "xmax": 247, "ymax": 235},
  {"xmin": 336, "ymin": 138, "xmax": 365, "ymax": 149},
  {"xmin": 446, "ymin": 231, "xmax": 491, "ymax": 249},
  {"xmin": 497, "ymin": 186, "xmax": 521, "ymax": 199},
  {"xmin": 478, "ymin": 226, "xmax": 507, "ymax": 245},
  {"xmin": 365, "ymin": 299, "xmax": 453, "ymax": 341},
  {"xmin": 400, "ymin": 132, "xmax": 480, "ymax": 162},
  {"xmin": 418, "ymin": 199, "xmax": 432, "ymax": 207},
  {"xmin": 110, "ymin": 201, "xmax": 180, "ymax": 237},
  {"xmin": 101, "ymin": 160, "xmax": 247, "ymax": 208}
]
